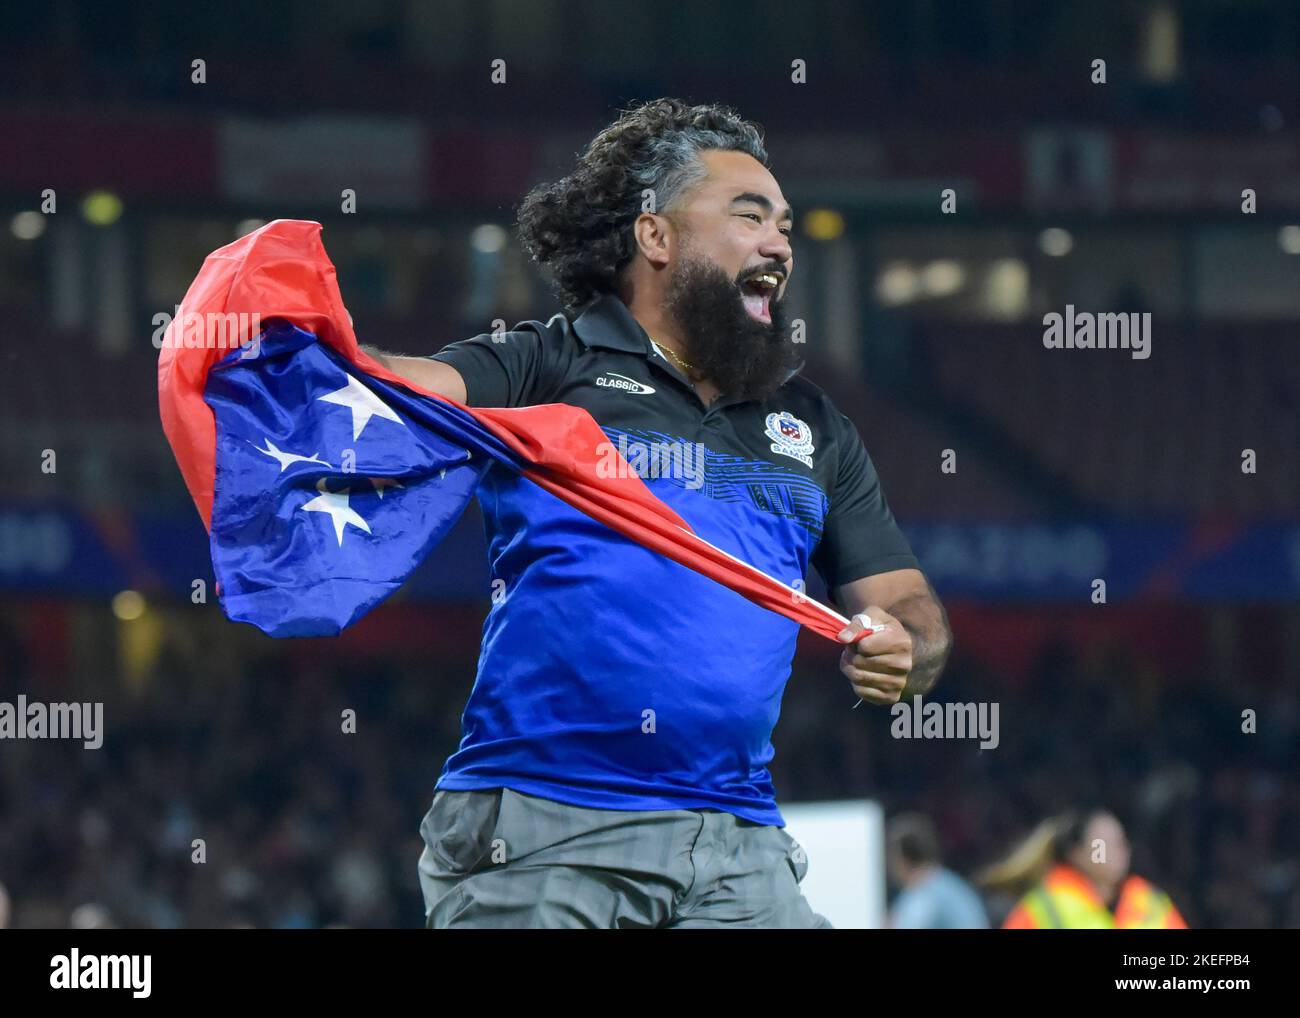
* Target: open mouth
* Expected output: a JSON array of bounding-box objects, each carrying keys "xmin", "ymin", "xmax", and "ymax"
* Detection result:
[{"xmin": 740, "ymin": 272, "xmax": 782, "ymax": 323}]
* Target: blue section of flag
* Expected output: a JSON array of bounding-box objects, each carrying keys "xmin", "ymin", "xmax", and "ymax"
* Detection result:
[{"xmin": 202, "ymin": 323, "xmax": 521, "ymax": 636}]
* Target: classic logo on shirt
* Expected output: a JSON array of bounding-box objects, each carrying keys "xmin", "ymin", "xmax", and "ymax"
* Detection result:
[
  {"xmin": 595, "ymin": 372, "xmax": 656, "ymax": 395},
  {"xmin": 764, "ymin": 411, "xmax": 815, "ymax": 467}
]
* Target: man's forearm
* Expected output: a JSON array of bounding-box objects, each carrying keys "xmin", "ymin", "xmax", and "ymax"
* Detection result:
[
  {"xmin": 357, "ymin": 344, "xmax": 467, "ymax": 402},
  {"xmin": 360, "ymin": 343, "xmax": 429, "ymax": 377},
  {"xmin": 887, "ymin": 588, "xmax": 952, "ymax": 697},
  {"xmin": 359, "ymin": 343, "xmax": 394, "ymax": 368}
]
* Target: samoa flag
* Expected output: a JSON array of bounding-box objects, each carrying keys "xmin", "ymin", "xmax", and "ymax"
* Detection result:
[{"xmin": 157, "ymin": 219, "xmax": 854, "ymax": 640}]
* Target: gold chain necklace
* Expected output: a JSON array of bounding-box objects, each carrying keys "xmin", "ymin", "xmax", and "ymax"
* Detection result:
[{"xmin": 654, "ymin": 339, "xmax": 696, "ymax": 375}]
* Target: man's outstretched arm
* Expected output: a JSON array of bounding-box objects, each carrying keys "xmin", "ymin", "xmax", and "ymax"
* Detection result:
[
  {"xmin": 833, "ymin": 568, "xmax": 952, "ymax": 703},
  {"xmin": 359, "ymin": 344, "xmax": 468, "ymax": 404}
]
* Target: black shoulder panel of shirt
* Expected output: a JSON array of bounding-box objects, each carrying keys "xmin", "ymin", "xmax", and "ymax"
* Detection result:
[
  {"xmin": 429, "ymin": 301, "xmax": 920, "ymax": 586},
  {"xmin": 431, "ymin": 306, "xmax": 865, "ymax": 468}
]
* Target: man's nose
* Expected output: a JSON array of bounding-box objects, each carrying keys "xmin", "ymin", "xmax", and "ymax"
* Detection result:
[{"xmin": 758, "ymin": 227, "xmax": 793, "ymax": 267}]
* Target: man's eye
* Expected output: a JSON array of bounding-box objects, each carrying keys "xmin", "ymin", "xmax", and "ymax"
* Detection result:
[
  {"xmin": 740, "ymin": 213, "xmax": 762, "ymax": 223},
  {"xmin": 779, "ymin": 227, "xmax": 792, "ymax": 237}
]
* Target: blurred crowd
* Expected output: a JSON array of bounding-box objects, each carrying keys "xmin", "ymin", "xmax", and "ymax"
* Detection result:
[
  {"xmin": 774, "ymin": 637, "xmax": 1300, "ymax": 928},
  {"xmin": 0, "ymin": 616, "xmax": 1296, "ymax": 928}
]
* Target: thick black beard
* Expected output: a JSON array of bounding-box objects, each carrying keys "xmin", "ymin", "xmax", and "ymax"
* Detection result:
[{"xmin": 662, "ymin": 252, "xmax": 799, "ymax": 402}]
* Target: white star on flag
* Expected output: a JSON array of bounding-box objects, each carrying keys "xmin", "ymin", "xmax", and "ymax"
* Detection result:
[
  {"xmin": 254, "ymin": 438, "xmax": 332, "ymax": 473},
  {"xmin": 368, "ymin": 477, "xmax": 404, "ymax": 499},
  {"xmin": 301, "ymin": 478, "xmax": 372, "ymax": 546},
  {"xmin": 317, "ymin": 374, "xmax": 404, "ymax": 441}
]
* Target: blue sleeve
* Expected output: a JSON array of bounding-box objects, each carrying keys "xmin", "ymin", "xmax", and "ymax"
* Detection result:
[{"xmin": 890, "ymin": 888, "xmax": 937, "ymax": 929}]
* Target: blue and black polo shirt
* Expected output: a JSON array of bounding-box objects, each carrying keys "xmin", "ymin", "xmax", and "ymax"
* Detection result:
[{"xmin": 429, "ymin": 293, "xmax": 918, "ymax": 825}]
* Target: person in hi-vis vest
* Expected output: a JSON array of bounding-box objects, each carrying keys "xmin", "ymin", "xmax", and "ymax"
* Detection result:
[{"xmin": 979, "ymin": 809, "xmax": 1187, "ymax": 929}]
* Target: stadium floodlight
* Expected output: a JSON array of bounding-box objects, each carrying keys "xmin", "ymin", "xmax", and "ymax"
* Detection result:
[
  {"xmin": 81, "ymin": 191, "xmax": 123, "ymax": 227},
  {"xmin": 10, "ymin": 211, "xmax": 45, "ymax": 240}
]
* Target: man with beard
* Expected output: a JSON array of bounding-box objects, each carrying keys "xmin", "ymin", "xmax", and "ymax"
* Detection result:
[{"xmin": 363, "ymin": 99, "xmax": 951, "ymax": 928}]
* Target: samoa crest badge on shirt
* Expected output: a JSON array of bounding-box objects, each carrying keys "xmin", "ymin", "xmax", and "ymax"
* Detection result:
[{"xmin": 764, "ymin": 411, "xmax": 815, "ymax": 468}]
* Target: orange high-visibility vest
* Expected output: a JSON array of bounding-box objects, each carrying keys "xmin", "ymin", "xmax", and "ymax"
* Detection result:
[
  {"xmin": 1114, "ymin": 874, "xmax": 1188, "ymax": 929},
  {"xmin": 1003, "ymin": 864, "xmax": 1187, "ymax": 929}
]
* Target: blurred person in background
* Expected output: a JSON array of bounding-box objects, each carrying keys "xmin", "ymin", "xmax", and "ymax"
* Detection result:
[
  {"xmin": 981, "ymin": 808, "xmax": 1187, "ymax": 929},
  {"xmin": 887, "ymin": 812, "xmax": 988, "ymax": 928},
  {"xmin": 69, "ymin": 902, "xmax": 114, "ymax": 929}
]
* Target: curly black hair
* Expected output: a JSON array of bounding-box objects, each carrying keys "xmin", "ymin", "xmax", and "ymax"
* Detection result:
[{"xmin": 516, "ymin": 98, "xmax": 768, "ymax": 315}]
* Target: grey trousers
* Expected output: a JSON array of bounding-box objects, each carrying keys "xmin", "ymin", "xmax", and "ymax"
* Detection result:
[{"xmin": 418, "ymin": 787, "xmax": 833, "ymax": 929}]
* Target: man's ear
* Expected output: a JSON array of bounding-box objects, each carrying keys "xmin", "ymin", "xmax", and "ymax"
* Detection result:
[{"xmin": 632, "ymin": 212, "xmax": 673, "ymax": 269}]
